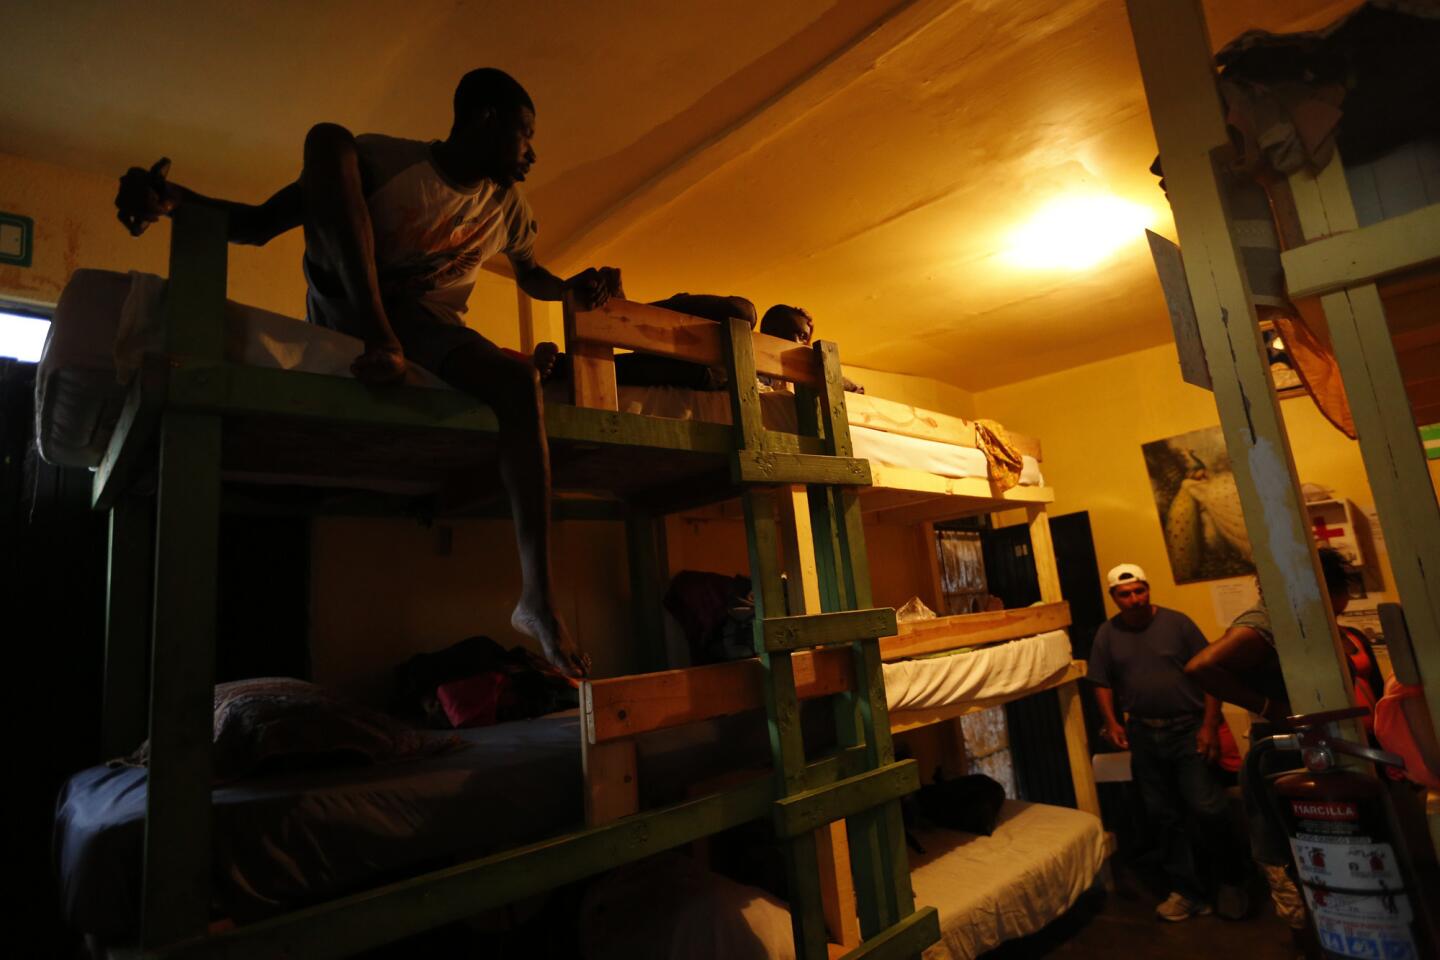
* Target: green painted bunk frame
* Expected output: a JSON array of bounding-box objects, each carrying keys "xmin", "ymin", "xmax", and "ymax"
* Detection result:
[
  {"xmin": 97, "ymin": 206, "xmax": 938, "ymax": 959},
  {"xmin": 1126, "ymin": 0, "xmax": 1440, "ymax": 898}
]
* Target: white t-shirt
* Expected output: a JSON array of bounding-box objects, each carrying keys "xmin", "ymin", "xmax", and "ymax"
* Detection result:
[{"xmin": 306, "ymin": 134, "xmax": 538, "ymax": 331}]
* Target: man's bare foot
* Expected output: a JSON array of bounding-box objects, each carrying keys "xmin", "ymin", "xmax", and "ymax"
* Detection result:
[
  {"xmin": 352, "ymin": 342, "xmax": 406, "ymax": 385},
  {"xmin": 532, "ymin": 341, "xmax": 560, "ymax": 382},
  {"xmin": 512, "ymin": 602, "xmax": 589, "ymax": 679}
]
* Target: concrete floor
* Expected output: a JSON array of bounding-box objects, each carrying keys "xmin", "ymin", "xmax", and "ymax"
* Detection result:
[{"xmin": 983, "ymin": 869, "xmax": 1300, "ymax": 960}]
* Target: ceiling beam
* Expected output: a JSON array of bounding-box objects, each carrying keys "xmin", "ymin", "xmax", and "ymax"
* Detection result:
[{"xmin": 544, "ymin": 0, "xmax": 958, "ymax": 270}]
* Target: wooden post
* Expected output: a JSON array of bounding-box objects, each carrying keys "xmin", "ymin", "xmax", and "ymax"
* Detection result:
[
  {"xmin": 1126, "ymin": 0, "xmax": 1355, "ymax": 723},
  {"xmin": 516, "ymin": 287, "xmax": 535, "ymax": 355},
  {"xmin": 625, "ymin": 512, "xmax": 669, "ymax": 672},
  {"xmin": 1057, "ymin": 680, "xmax": 1102, "ymax": 819},
  {"xmin": 581, "ymin": 736, "xmax": 639, "ymax": 826},
  {"xmin": 562, "ymin": 297, "xmax": 618, "ymax": 411},
  {"xmin": 1026, "ymin": 505, "xmax": 1062, "ymax": 604},
  {"xmin": 141, "ymin": 204, "xmax": 227, "ymax": 947},
  {"xmin": 103, "ymin": 495, "xmax": 152, "ymax": 759},
  {"xmin": 1285, "ymin": 155, "xmax": 1440, "ymax": 746},
  {"xmin": 916, "ymin": 521, "xmax": 944, "ymax": 613}
]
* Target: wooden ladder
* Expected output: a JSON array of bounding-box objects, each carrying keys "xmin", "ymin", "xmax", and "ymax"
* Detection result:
[{"xmin": 721, "ymin": 317, "xmax": 940, "ymax": 960}]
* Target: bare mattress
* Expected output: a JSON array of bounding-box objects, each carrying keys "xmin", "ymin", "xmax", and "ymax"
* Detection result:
[{"xmin": 35, "ymin": 270, "xmax": 1041, "ymax": 488}]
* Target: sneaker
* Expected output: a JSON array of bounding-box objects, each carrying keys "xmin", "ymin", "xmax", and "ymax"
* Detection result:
[
  {"xmin": 1155, "ymin": 891, "xmax": 1213, "ymax": 922},
  {"xmin": 1216, "ymin": 883, "xmax": 1250, "ymax": 920}
]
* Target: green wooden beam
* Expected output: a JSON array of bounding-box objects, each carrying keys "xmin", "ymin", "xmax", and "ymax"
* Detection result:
[
  {"xmin": 103, "ymin": 496, "xmax": 153, "ymax": 758},
  {"xmin": 93, "ymin": 358, "xmax": 166, "ymax": 510},
  {"xmin": 733, "ymin": 450, "xmax": 872, "ymax": 487},
  {"xmin": 760, "ymin": 608, "xmax": 898, "ymax": 653},
  {"xmin": 837, "ymin": 907, "xmax": 941, "ymax": 960},
  {"xmin": 773, "ymin": 760, "xmax": 919, "ymax": 839},
  {"xmin": 625, "ymin": 512, "xmax": 670, "ymax": 671},
  {"xmin": 141, "ymin": 415, "xmax": 222, "ymax": 948}
]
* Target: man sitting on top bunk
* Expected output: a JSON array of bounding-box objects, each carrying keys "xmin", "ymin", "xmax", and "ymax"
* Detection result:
[{"xmin": 112, "ymin": 67, "xmax": 617, "ymax": 679}]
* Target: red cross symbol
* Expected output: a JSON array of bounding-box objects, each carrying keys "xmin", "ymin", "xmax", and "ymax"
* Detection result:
[{"xmin": 1312, "ymin": 516, "xmax": 1345, "ymax": 544}]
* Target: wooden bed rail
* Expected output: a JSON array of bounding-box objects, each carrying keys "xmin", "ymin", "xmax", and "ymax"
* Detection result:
[
  {"xmin": 581, "ymin": 601, "xmax": 1073, "ymax": 746},
  {"xmin": 563, "ymin": 298, "xmax": 823, "ymax": 409},
  {"xmin": 845, "ymin": 393, "xmax": 1043, "ymax": 463}
]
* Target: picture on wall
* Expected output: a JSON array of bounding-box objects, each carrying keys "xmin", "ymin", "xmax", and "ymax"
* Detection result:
[{"xmin": 1142, "ymin": 425, "xmax": 1256, "ymax": 584}]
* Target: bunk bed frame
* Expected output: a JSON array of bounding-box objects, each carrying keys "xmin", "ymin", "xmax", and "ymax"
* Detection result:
[
  {"xmin": 1127, "ymin": 0, "xmax": 1440, "ymax": 895},
  {"xmin": 603, "ymin": 439, "xmax": 1109, "ymax": 955},
  {"xmin": 93, "ymin": 206, "xmax": 941, "ymax": 959}
]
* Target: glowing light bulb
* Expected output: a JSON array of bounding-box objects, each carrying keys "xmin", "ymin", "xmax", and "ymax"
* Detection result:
[{"xmin": 1002, "ymin": 195, "xmax": 1154, "ymax": 270}]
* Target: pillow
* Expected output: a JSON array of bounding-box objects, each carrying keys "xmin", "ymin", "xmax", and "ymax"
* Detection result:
[
  {"xmin": 127, "ymin": 678, "xmax": 454, "ymax": 782},
  {"xmin": 916, "ymin": 772, "xmax": 1007, "ymax": 836}
]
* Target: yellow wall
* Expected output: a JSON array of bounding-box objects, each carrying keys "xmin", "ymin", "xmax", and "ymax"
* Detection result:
[
  {"xmin": 973, "ymin": 343, "xmax": 1401, "ymax": 638},
  {"xmin": 0, "ymin": 151, "xmax": 307, "ymax": 312}
]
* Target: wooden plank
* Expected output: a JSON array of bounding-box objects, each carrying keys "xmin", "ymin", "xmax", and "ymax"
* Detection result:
[
  {"xmin": 582, "ymin": 650, "xmax": 854, "ymax": 744},
  {"xmin": 845, "ymin": 393, "xmax": 1042, "ymax": 462},
  {"xmin": 93, "ymin": 356, "xmax": 166, "ymax": 510},
  {"xmin": 142, "ymin": 413, "xmax": 221, "ymax": 948},
  {"xmin": 1281, "ymin": 201, "xmax": 1440, "ymax": 299},
  {"xmin": 582, "ymin": 739, "xmax": 639, "ymax": 826},
  {"xmin": 816, "ymin": 820, "xmax": 862, "ymax": 949},
  {"xmin": 773, "ymin": 761, "xmax": 920, "ymax": 839},
  {"xmin": 1057, "ymin": 680, "xmax": 1102, "ymax": 819},
  {"xmin": 625, "ymin": 512, "xmax": 668, "ymax": 671},
  {"xmin": 763, "ymin": 608, "xmax": 899, "ymax": 653},
  {"xmin": 1126, "ymin": 0, "xmax": 1355, "ymax": 723},
  {"xmin": 571, "ymin": 298, "xmax": 822, "ymax": 388},
  {"xmin": 916, "ymin": 522, "xmax": 945, "ymax": 614},
  {"xmin": 778, "ymin": 485, "xmax": 825, "ymax": 616},
  {"xmin": 865, "ymin": 463, "xmax": 1053, "ymax": 513},
  {"xmin": 1147, "ymin": 229, "xmax": 1212, "ymax": 389},
  {"xmin": 516, "ymin": 287, "xmax": 535, "ymax": 355},
  {"xmin": 103, "ymin": 496, "xmax": 153, "ymax": 758},
  {"xmin": 878, "ymin": 601, "xmax": 1071, "ymax": 662},
  {"xmin": 1028, "ymin": 505, "xmax": 1063, "ymax": 604},
  {"xmin": 836, "ymin": 906, "xmax": 941, "ymax": 960},
  {"xmin": 563, "ymin": 297, "xmax": 618, "ymax": 411},
  {"xmin": 734, "ymin": 450, "xmax": 873, "ymax": 487},
  {"xmin": 889, "ymin": 661, "xmax": 1087, "ymax": 735},
  {"xmin": 1288, "ymin": 155, "xmax": 1440, "ymax": 744}
]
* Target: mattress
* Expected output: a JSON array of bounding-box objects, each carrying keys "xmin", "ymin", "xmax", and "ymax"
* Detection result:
[
  {"xmin": 913, "ymin": 800, "xmax": 1107, "ymax": 960},
  {"xmin": 881, "ymin": 629, "xmax": 1072, "ymax": 714},
  {"xmin": 54, "ymin": 709, "xmax": 781, "ymax": 942},
  {"xmin": 35, "ymin": 270, "xmax": 1041, "ymax": 488}
]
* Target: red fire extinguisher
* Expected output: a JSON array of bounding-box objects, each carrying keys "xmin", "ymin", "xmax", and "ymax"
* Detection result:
[{"xmin": 1252, "ymin": 706, "xmax": 1433, "ymax": 960}]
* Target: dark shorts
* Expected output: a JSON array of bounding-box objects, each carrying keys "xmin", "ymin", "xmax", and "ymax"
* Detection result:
[{"xmin": 304, "ymin": 257, "xmax": 495, "ymax": 378}]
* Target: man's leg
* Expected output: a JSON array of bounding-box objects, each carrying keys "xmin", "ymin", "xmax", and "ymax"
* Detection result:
[
  {"xmin": 1173, "ymin": 729, "xmax": 1249, "ymax": 916},
  {"xmin": 438, "ymin": 337, "xmax": 587, "ymax": 678},
  {"xmin": 1130, "ymin": 725, "xmax": 1205, "ymax": 905},
  {"xmin": 299, "ymin": 124, "xmax": 404, "ymax": 383}
]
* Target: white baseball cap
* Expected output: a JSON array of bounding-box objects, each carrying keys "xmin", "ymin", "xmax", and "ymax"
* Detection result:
[{"xmin": 1106, "ymin": 563, "xmax": 1148, "ymax": 589}]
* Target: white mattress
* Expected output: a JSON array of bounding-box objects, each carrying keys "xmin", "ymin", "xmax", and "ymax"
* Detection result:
[
  {"xmin": 35, "ymin": 269, "xmax": 1040, "ymax": 490},
  {"xmin": 914, "ymin": 800, "xmax": 1107, "ymax": 960},
  {"xmin": 882, "ymin": 629, "xmax": 1072, "ymax": 714}
]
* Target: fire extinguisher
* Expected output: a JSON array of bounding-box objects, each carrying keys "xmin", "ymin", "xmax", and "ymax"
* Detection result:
[{"xmin": 1250, "ymin": 705, "xmax": 1433, "ymax": 960}]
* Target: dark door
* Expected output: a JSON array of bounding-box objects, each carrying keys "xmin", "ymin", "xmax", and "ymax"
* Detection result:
[{"xmin": 981, "ymin": 511, "xmax": 1109, "ymax": 807}]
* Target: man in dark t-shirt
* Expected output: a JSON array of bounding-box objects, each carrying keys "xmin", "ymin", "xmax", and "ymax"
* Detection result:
[{"xmin": 1088, "ymin": 563, "xmax": 1247, "ymax": 922}]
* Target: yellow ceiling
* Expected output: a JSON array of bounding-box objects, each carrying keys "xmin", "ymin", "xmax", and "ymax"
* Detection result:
[{"xmin": 2, "ymin": 0, "xmax": 1355, "ymax": 390}]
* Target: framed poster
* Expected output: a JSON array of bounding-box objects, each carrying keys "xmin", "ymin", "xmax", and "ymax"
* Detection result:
[{"xmin": 1142, "ymin": 426, "xmax": 1255, "ymax": 584}]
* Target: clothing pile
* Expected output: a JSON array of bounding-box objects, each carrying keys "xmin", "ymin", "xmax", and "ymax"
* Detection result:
[{"xmin": 391, "ymin": 635, "xmax": 579, "ymax": 729}]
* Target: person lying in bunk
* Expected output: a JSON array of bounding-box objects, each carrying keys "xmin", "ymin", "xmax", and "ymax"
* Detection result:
[
  {"xmin": 756, "ymin": 304, "xmax": 864, "ymax": 394},
  {"xmin": 112, "ymin": 67, "xmax": 615, "ymax": 679}
]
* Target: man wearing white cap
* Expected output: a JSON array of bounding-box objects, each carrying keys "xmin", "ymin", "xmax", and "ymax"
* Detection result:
[{"xmin": 1088, "ymin": 563, "xmax": 1247, "ymax": 922}]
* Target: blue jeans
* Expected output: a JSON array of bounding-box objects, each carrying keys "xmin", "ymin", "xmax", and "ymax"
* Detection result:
[{"xmin": 1128, "ymin": 716, "xmax": 1246, "ymax": 900}]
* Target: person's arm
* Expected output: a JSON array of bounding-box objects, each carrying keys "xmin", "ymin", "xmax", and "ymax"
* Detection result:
[
  {"xmin": 1196, "ymin": 693, "xmax": 1222, "ymax": 761},
  {"xmin": 511, "ymin": 255, "xmax": 622, "ymax": 310},
  {"xmin": 1185, "ymin": 625, "xmax": 1289, "ymax": 723},
  {"xmin": 1093, "ymin": 685, "xmax": 1129, "ymax": 750},
  {"xmin": 115, "ymin": 158, "xmax": 302, "ymax": 246}
]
